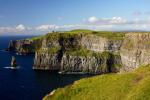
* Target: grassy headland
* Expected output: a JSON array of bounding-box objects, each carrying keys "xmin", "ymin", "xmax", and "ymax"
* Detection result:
[{"xmin": 43, "ymin": 64, "xmax": 150, "ymax": 100}]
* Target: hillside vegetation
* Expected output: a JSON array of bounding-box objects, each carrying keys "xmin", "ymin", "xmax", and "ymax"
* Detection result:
[
  {"xmin": 43, "ymin": 64, "xmax": 150, "ymax": 100},
  {"xmin": 29, "ymin": 29, "xmax": 125, "ymax": 41}
]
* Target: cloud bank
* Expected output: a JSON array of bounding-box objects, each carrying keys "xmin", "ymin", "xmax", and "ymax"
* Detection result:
[
  {"xmin": 87, "ymin": 16, "xmax": 127, "ymax": 25},
  {"xmin": 1, "ymin": 16, "xmax": 150, "ymax": 35},
  {"xmin": 0, "ymin": 24, "xmax": 26, "ymax": 34}
]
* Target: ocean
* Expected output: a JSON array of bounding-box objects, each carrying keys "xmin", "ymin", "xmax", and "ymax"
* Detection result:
[{"xmin": 0, "ymin": 36, "xmax": 90, "ymax": 100}]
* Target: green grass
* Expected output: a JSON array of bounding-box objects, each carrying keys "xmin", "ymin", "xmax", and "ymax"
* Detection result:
[
  {"xmin": 37, "ymin": 46, "xmax": 60, "ymax": 54},
  {"xmin": 45, "ymin": 32, "xmax": 81, "ymax": 42},
  {"xmin": 48, "ymin": 47, "xmax": 61, "ymax": 54},
  {"xmin": 65, "ymin": 48, "xmax": 113, "ymax": 57},
  {"xmin": 65, "ymin": 48, "xmax": 93, "ymax": 57},
  {"xmin": 91, "ymin": 31, "xmax": 125, "ymax": 40},
  {"xmin": 27, "ymin": 35, "xmax": 44, "ymax": 41},
  {"xmin": 43, "ymin": 64, "xmax": 150, "ymax": 100},
  {"xmin": 27, "ymin": 30, "xmax": 150, "ymax": 43},
  {"xmin": 70, "ymin": 29, "xmax": 93, "ymax": 33},
  {"xmin": 43, "ymin": 30, "xmax": 125, "ymax": 41}
]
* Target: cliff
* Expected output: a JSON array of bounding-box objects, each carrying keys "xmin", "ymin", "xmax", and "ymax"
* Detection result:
[
  {"xmin": 60, "ymin": 51, "xmax": 121, "ymax": 74},
  {"xmin": 33, "ymin": 31, "xmax": 123, "ymax": 74},
  {"xmin": 8, "ymin": 30, "xmax": 150, "ymax": 74},
  {"xmin": 120, "ymin": 32, "xmax": 150, "ymax": 71},
  {"xmin": 8, "ymin": 37, "xmax": 42, "ymax": 55}
]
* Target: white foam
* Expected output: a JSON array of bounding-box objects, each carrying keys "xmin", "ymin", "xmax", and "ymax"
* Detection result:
[{"xmin": 4, "ymin": 66, "xmax": 20, "ymax": 69}]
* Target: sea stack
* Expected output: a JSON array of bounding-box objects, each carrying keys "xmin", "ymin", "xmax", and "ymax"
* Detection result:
[{"xmin": 11, "ymin": 56, "xmax": 17, "ymax": 67}]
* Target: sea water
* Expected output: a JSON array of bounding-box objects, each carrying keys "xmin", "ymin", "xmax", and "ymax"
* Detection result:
[{"xmin": 0, "ymin": 36, "xmax": 90, "ymax": 100}]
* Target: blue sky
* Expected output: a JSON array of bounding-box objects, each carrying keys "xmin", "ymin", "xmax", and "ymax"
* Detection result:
[{"xmin": 1, "ymin": 0, "xmax": 150, "ymax": 35}]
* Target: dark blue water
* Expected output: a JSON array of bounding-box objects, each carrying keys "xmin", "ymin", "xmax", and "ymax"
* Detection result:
[{"xmin": 0, "ymin": 36, "xmax": 90, "ymax": 100}]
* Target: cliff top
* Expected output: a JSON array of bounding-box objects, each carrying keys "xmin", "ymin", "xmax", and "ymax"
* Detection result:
[
  {"xmin": 28, "ymin": 29, "xmax": 126, "ymax": 41},
  {"xmin": 43, "ymin": 64, "xmax": 150, "ymax": 100},
  {"xmin": 25, "ymin": 30, "xmax": 150, "ymax": 41}
]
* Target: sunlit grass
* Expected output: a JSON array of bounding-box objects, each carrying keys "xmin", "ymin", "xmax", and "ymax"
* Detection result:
[{"xmin": 44, "ymin": 64, "xmax": 150, "ymax": 100}]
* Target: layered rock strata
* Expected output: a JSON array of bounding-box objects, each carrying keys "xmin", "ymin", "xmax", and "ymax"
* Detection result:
[{"xmin": 9, "ymin": 32, "xmax": 150, "ymax": 74}]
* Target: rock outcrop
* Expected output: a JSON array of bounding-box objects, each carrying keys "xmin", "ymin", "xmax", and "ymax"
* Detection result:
[
  {"xmin": 11, "ymin": 56, "xmax": 17, "ymax": 67},
  {"xmin": 81, "ymin": 34, "xmax": 122, "ymax": 53},
  {"xmin": 33, "ymin": 32, "xmax": 123, "ymax": 74},
  {"xmin": 8, "ymin": 38, "xmax": 42, "ymax": 55},
  {"xmin": 120, "ymin": 33, "xmax": 150, "ymax": 71},
  {"xmin": 9, "ymin": 31, "xmax": 150, "ymax": 74},
  {"xmin": 33, "ymin": 48, "xmax": 61, "ymax": 70},
  {"xmin": 60, "ymin": 52, "xmax": 121, "ymax": 74}
]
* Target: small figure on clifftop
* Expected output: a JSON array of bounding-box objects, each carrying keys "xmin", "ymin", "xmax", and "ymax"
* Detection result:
[{"xmin": 11, "ymin": 56, "xmax": 17, "ymax": 68}]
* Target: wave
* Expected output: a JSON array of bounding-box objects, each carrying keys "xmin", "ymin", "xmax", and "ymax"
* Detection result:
[{"xmin": 3, "ymin": 66, "xmax": 20, "ymax": 69}]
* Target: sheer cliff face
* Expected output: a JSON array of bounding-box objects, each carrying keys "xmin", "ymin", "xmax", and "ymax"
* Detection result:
[
  {"xmin": 33, "ymin": 33, "xmax": 122, "ymax": 74},
  {"xmin": 81, "ymin": 35, "xmax": 122, "ymax": 53},
  {"xmin": 120, "ymin": 33, "xmax": 150, "ymax": 71},
  {"xmin": 33, "ymin": 48, "xmax": 60, "ymax": 70},
  {"xmin": 33, "ymin": 33, "xmax": 82, "ymax": 71},
  {"xmin": 33, "ymin": 32, "xmax": 150, "ymax": 73},
  {"xmin": 8, "ymin": 39, "xmax": 42, "ymax": 54},
  {"xmin": 9, "ymin": 32, "xmax": 150, "ymax": 74},
  {"xmin": 61, "ymin": 53, "xmax": 121, "ymax": 74}
]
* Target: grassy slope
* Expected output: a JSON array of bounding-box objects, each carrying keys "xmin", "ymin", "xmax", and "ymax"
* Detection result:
[
  {"xmin": 28, "ymin": 29, "xmax": 125, "ymax": 41},
  {"xmin": 43, "ymin": 65, "xmax": 150, "ymax": 100},
  {"xmin": 92, "ymin": 31, "xmax": 125, "ymax": 40}
]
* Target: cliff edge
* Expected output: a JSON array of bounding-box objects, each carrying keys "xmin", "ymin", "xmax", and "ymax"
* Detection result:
[
  {"xmin": 33, "ymin": 31, "xmax": 123, "ymax": 74},
  {"xmin": 8, "ymin": 30, "xmax": 150, "ymax": 74}
]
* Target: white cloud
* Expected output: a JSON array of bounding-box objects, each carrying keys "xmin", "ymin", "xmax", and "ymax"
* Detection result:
[
  {"xmin": 110, "ymin": 17, "xmax": 127, "ymax": 24},
  {"xmin": 2, "ymin": 16, "xmax": 150, "ymax": 35},
  {"xmin": 0, "ymin": 24, "xmax": 27, "ymax": 34},
  {"xmin": 16, "ymin": 24, "xmax": 26, "ymax": 31},
  {"xmin": 88, "ymin": 16, "xmax": 99, "ymax": 23},
  {"xmin": 36, "ymin": 25, "xmax": 59, "ymax": 31},
  {"xmin": 35, "ymin": 24, "xmax": 113, "ymax": 32},
  {"xmin": 85, "ymin": 16, "xmax": 150, "ymax": 31},
  {"xmin": 87, "ymin": 16, "xmax": 127, "ymax": 25}
]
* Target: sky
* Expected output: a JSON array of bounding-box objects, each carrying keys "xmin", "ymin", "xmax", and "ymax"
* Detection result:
[{"xmin": 1, "ymin": 0, "xmax": 150, "ymax": 35}]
